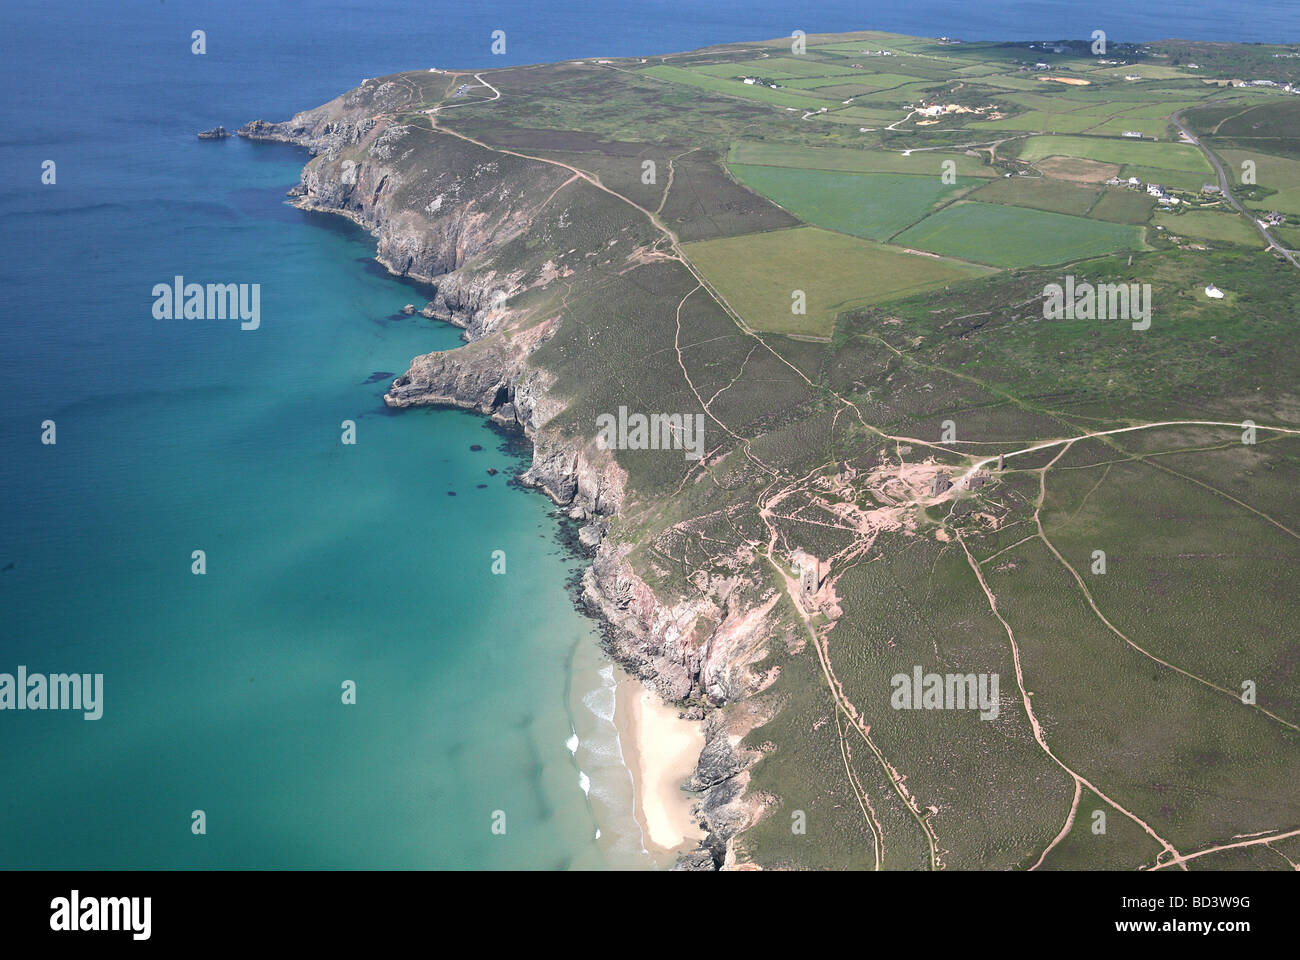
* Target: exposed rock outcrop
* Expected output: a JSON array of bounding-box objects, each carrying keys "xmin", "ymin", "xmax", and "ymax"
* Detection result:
[
  {"xmin": 241, "ymin": 82, "xmax": 776, "ymax": 870},
  {"xmin": 239, "ymin": 93, "xmax": 571, "ymax": 298},
  {"xmin": 675, "ymin": 707, "xmax": 768, "ymax": 870}
]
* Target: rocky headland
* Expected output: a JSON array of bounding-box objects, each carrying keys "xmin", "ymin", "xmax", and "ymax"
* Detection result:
[{"xmin": 238, "ymin": 78, "xmax": 769, "ymax": 869}]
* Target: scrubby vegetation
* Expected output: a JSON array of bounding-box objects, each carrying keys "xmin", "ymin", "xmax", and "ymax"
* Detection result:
[{"xmin": 338, "ymin": 30, "xmax": 1300, "ymax": 869}]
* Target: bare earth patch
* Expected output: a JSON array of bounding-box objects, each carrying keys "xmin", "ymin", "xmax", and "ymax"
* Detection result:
[{"xmin": 1035, "ymin": 155, "xmax": 1122, "ymax": 183}]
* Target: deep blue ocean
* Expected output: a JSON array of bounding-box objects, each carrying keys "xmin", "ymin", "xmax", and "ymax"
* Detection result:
[{"xmin": 0, "ymin": 0, "xmax": 1294, "ymax": 869}]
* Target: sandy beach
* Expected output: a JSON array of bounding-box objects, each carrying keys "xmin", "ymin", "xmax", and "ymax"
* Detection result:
[{"xmin": 615, "ymin": 674, "xmax": 706, "ymax": 854}]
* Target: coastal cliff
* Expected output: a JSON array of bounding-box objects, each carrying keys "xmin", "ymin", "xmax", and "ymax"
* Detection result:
[
  {"xmin": 219, "ymin": 31, "xmax": 1300, "ymax": 876},
  {"xmin": 239, "ymin": 78, "xmax": 767, "ymax": 869}
]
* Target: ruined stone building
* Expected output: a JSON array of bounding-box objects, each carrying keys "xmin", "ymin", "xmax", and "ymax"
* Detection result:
[{"xmin": 799, "ymin": 558, "xmax": 822, "ymax": 604}]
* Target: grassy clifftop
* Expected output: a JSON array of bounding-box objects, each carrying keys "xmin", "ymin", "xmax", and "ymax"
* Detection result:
[{"xmin": 257, "ymin": 31, "xmax": 1300, "ymax": 870}]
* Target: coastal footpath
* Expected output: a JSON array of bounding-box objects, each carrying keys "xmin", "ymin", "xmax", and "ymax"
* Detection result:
[
  {"xmin": 239, "ymin": 78, "xmax": 769, "ymax": 870},
  {"xmin": 235, "ymin": 34, "xmax": 1300, "ymax": 870}
]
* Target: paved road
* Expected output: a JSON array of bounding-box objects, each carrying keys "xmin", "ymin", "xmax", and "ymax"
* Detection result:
[{"xmin": 1171, "ymin": 109, "xmax": 1300, "ymax": 270}]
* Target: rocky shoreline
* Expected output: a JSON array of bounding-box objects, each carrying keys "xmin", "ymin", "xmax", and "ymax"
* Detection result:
[{"xmin": 237, "ymin": 98, "xmax": 764, "ymax": 869}]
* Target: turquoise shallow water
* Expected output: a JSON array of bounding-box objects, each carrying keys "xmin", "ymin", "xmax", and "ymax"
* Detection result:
[
  {"xmin": 2, "ymin": 0, "xmax": 1292, "ymax": 871},
  {"xmin": 0, "ymin": 132, "xmax": 637, "ymax": 868}
]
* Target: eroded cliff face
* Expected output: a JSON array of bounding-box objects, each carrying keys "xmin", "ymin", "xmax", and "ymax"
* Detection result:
[
  {"xmin": 241, "ymin": 82, "xmax": 768, "ymax": 869},
  {"xmin": 240, "ymin": 80, "xmax": 572, "ymax": 330},
  {"xmin": 580, "ymin": 555, "xmax": 779, "ymax": 705}
]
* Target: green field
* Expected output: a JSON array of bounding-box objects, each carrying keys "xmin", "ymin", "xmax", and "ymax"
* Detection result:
[
  {"xmin": 729, "ymin": 140, "xmax": 994, "ymax": 176},
  {"xmin": 971, "ymin": 175, "xmax": 1101, "ymax": 216},
  {"xmin": 752, "ymin": 56, "xmax": 873, "ymax": 78},
  {"xmin": 682, "ymin": 226, "xmax": 990, "ymax": 337},
  {"xmin": 1118, "ymin": 164, "xmax": 1212, "ymax": 192},
  {"xmin": 680, "ymin": 60, "xmax": 794, "ymax": 79},
  {"xmin": 1018, "ymin": 135, "xmax": 1214, "ymax": 173},
  {"xmin": 842, "ymin": 81, "xmax": 936, "ymax": 103},
  {"xmin": 835, "ymin": 104, "xmax": 916, "ymax": 121},
  {"xmin": 1094, "ymin": 64, "xmax": 1198, "ymax": 80},
  {"xmin": 1082, "ymin": 115, "xmax": 1177, "ymax": 139},
  {"xmin": 640, "ymin": 65, "xmax": 828, "ymax": 109},
  {"xmin": 682, "ymin": 58, "xmax": 864, "ymax": 81},
  {"xmin": 1088, "ymin": 186, "xmax": 1157, "ymax": 224},
  {"xmin": 779, "ymin": 79, "xmax": 885, "ymax": 98},
  {"xmin": 407, "ymin": 32, "xmax": 1300, "ymax": 872},
  {"xmin": 1219, "ymin": 148, "xmax": 1300, "ymax": 216},
  {"xmin": 980, "ymin": 73, "xmax": 1068, "ymax": 91},
  {"xmin": 826, "ymin": 71, "xmax": 934, "ymax": 88},
  {"xmin": 997, "ymin": 92, "xmax": 1089, "ymax": 112},
  {"xmin": 972, "ymin": 110, "xmax": 1113, "ymax": 133},
  {"xmin": 728, "ymin": 164, "xmax": 979, "ymax": 240},
  {"xmin": 1114, "ymin": 100, "xmax": 1208, "ymax": 119},
  {"xmin": 1154, "ymin": 210, "xmax": 1264, "ymax": 246},
  {"xmin": 817, "ymin": 109, "xmax": 903, "ymax": 125},
  {"xmin": 893, "ymin": 200, "xmax": 1147, "ymax": 266}
]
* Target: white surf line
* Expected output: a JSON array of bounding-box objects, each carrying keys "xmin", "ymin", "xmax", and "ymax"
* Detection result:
[{"xmin": 957, "ymin": 420, "xmax": 1300, "ymax": 487}]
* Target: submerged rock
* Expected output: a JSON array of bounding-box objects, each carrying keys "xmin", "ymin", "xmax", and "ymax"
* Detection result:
[{"xmin": 242, "ymin": 88, "xmax": 760, "ymax": 868}]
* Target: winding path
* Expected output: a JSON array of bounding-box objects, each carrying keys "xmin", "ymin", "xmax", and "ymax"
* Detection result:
[
  {"xmin": 961, "ymin": 419, "xmax": 1300, "ymax": 489},
  {"xmin": 388, "ymin": 73, "xmax": 1300, "ymax": 869}
]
